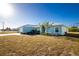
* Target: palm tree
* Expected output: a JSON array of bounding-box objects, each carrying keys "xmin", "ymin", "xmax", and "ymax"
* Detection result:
[
  {"xmin": 40, "ymin": 22, "xmax": 52, "ymax": 34},
  {"xmin": 43, "ymin": 22, "xmax": 49, "ymax": 33},
  {"xmin": 43, "ymin": 22, "xmax": 52, "ymax": 34}
]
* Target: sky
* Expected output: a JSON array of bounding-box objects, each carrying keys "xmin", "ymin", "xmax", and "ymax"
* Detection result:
[{"xmin": 0, "ymin": 3, "xmax": 79, "ymax": 29}]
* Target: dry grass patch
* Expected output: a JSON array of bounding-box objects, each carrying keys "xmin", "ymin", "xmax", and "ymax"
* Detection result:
[{"xmin": 0, "ymin": 35, "xmax": 79, "ymax": 56}]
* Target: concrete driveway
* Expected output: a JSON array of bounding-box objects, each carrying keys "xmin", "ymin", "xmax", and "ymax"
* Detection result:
[{"xmin": 0, "ymin": 33, "xmax": 21, "ymax": 36}]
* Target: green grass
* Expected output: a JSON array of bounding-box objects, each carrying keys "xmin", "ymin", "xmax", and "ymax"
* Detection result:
[
  {"xmin": 67, "ymin": 32, "xmax": 79, "ymax": 38},
  {"xmin": 0, "ymin": 35, "xmax": 79, "ymax": 56}
]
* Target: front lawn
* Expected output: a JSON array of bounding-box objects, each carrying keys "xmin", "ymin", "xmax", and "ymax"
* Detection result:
[{"xmin": 0, "ymin": 35, "xmax": 79, "ymax": 56}]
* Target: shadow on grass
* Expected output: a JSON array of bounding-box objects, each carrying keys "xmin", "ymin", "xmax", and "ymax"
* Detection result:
[
  {"xmin": 64, "ymin": 35, "xmax": 79, "ymax": 43},
  {"xmin": 66, "ymin": 33, "xmax": 79, "ymax": 38}
]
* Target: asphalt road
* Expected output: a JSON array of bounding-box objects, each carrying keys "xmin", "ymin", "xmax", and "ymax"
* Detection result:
[{"xmin": 0, "ymin": 33, "xmax": 21, "ymax": 36}]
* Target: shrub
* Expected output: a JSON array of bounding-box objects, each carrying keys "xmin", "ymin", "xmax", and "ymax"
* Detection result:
[
  {"xmin": 27, "ymin": 30, "xmax": 40, "ymax": 35},
  {"xmin": 40, "ymin": 33, "xmax": 52, "ymax": 36}
]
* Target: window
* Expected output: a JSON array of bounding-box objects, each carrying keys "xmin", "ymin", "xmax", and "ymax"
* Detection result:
[{"xmin": 55, "ymin": 27, "xmax": 59, "ymax": 32}]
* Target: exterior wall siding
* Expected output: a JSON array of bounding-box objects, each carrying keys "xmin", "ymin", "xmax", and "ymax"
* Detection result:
[
  {"xmin": 47, "ymin": 27, "xmax": 54, "ymax": 34},
  {"xmin": 47, "ymin": 26, "xmax": 63, "ymax": 35},
  {"xmin": 61, "ymin": 26, "xmax": 68, "ymax": 35},
  {"xmin": 19, "ymin": 26, "xmax": 35, "ymax": 33}
]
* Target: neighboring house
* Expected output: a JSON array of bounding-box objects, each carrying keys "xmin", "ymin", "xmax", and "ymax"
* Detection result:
[
  {"xmin": 19, "ymin": 23, "xmax": 68, "ymax": 35},
  {"xmin": 19, "ymin": 24, "xmax": 40, "ymax": 34}
]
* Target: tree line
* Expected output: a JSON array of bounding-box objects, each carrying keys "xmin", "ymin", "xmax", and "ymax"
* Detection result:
[
  {"xmin": 1, "ymin": 27, "xmax": 18, "ymax": 31},
  {"xmin": 68, "ymin": 26, "xmax": 79, "ymax": 32}
]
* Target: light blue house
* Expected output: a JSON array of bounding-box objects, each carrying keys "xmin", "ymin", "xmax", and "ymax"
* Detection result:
[
  {"xmin": 19, "ymin": 24, "xmax": 40, "ymax": 34},
  {"xmin": 46, "ymin": 24, "xmax": 68, "ymax": 35},
  {"xmin": 19, "ymin": 23, "xmax": 68, "ymax": 35}
]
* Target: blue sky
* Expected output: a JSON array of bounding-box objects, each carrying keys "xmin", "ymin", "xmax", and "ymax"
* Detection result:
[{"xmin": 0, "ymin": 3, "xmax": 79, "ymax": 28}]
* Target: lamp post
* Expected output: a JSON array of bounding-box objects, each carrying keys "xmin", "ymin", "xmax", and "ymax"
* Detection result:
[{"xmin": 2, "ymin": 21, "xmax": 4, "ymax": 31}]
